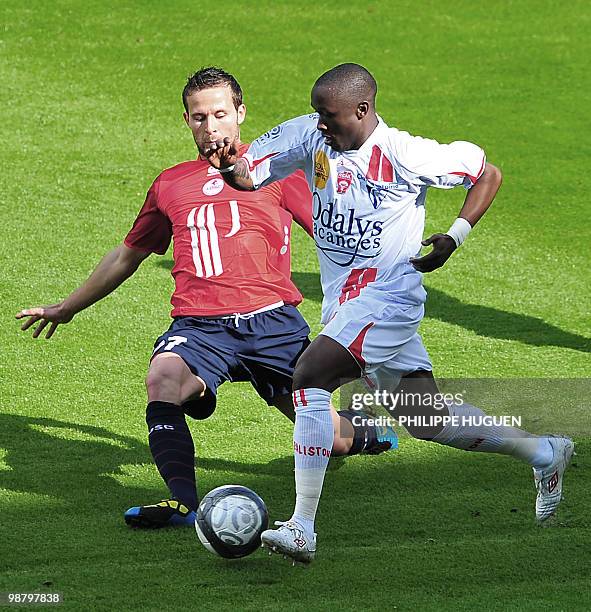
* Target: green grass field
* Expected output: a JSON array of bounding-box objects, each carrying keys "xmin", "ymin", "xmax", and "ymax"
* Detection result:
[{"xmin": 2, "ymin": 1, "xmax": 590, "ymax": 610}]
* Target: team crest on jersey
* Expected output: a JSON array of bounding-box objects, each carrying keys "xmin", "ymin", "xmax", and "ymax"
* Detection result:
[
  {"xmin": 336, "ymin": 167, "xmax": 354, "ymax": 194},
  {"xmin": 314, "ymin": 150, "xmax": 330, "ymax": 189},
  {"xmin": 202, "ymin": 178, "xmax": 224, "ymax": 196}
]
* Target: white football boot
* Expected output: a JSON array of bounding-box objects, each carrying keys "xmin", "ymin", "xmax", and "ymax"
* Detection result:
[
  {"xmin": 261, "ymin": 520, "xmax": 316, "ymax": 564},
  {"xmin": 533, "ymin": 435, "xmax": 575, "ymax": 523}
]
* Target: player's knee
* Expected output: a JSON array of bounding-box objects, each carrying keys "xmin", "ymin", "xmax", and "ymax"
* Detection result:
[
  {"xmin": 145, "ymin": 366, "xmax": 164, "ymax": 394},
  {"xmin": 292, "ymin": 359, "xmax": 324, "ymax": 390},
  {"xmin": 293, "ymin": 336, "xmax": 360, "ymax": 392},
  {"xmin": 145, "ymin": 357, "xmax": 184, "ymax": 402}
]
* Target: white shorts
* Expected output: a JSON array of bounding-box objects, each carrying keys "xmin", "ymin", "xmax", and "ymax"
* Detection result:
[{"xmin": 319, "ymin": 289, "xmax": 432, "ymax": 390}]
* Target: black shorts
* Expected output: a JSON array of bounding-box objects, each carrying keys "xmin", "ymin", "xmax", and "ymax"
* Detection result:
[{"xmin": 151, "ymin": 305, "xmax": 310, "ymax": 419}]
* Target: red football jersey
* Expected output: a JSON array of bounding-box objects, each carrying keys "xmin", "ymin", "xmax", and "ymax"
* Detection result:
[{"xmin": 124, "ymin": 149, "xmax": 313, "ymax": 317}]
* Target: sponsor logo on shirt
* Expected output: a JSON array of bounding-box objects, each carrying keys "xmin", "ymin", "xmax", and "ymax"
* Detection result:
[
  {"xmin": 202, "ymin": 178, "xmax": 224, "ymax": 196},
  {"xmin": 314, "ymin": 150, "xmax": 330, "ymax": 189},
  {"xmin": 207, "ymin": 166, "xmax": 221, "ymax": 176},
  {"xmin": 312, "ymin": 193, "xmax": 383, "ymax": 266}
]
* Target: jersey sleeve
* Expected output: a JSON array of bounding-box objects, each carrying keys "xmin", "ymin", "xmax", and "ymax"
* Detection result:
[
  {"xmin": 244, "ymin": 114, "xmax": 318, "ymax": 189},
  {"xmin": 393, "ymin": 131, "xmax": 486, "ymax": 190},
  {"xmin": 278, "ymin": 170, "xmax": 314, "ymax": 237},
  {"xmin": 124, "ymin": 178, "xmax": 172, "ymax": 254}
]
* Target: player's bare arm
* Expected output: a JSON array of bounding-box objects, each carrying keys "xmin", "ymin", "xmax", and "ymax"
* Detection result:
[
  {"xmin": 410, "ymin": 163, "xmax": 502, "ymax": 273},
  {"xmin": 457, "ymin": 162, "xmax": 503, "ymax": 225},
  {"xmin": 16, "ymin": 244, "xmax": 150, "ymax": 339},
  {"xmin": 205, "ymin": 137, "xmax": 254, "ymax": 191}
]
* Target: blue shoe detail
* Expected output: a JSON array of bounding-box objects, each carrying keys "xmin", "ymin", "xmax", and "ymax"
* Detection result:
[
  {"xmin": 376, "ymin": 424, "xmax": 398, "ymax": 450},
  {"xmin": 124, "ymin": 506, "xmax": 141, "ymax": 519}
]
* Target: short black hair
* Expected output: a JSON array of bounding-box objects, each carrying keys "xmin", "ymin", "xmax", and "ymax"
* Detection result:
[
  {"xmin": 182, "ymin": 67, "xmax": 243, "ymax": 112},
  {"xmin": 314, "ymin": 63, "xmax": 377, "ymax": 106}
]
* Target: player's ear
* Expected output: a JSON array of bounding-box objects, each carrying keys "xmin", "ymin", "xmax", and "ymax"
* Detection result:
[
  {"xmin": 183, "ymin": 111, "xmax": 190, "ymax": 127},
  {"xmin": 237, "ymin": 104, "xmax": 246, "ymax": 126},
  {"xmin": 356, "ymin": 101, "xmax": 369, "ymax": 119}
]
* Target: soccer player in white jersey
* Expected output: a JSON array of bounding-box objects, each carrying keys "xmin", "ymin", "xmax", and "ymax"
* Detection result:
[{"xmin": 206, "ymin": 63, "xmax": 575, "ymax": 564}]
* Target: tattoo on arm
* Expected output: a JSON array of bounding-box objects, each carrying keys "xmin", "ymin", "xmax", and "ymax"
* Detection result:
[
  {"xmin": 224, "ymin": 158, "xmax": 254, "ymax": 190},
  {"xmin": 233, "ymin": 158, "xmax": 250, "ymax": 179}
]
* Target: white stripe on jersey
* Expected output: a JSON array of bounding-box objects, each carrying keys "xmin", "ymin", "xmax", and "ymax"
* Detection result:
[
  {"xmin": 187, "ymin": 203, "xmax": 227, "ymax": 278},
  {"xmin": 196, "ymin": 204, "xmax": 214, "ymax": 277},
  {"xmin": 225, "ymin": 200, "xmax": 241, "ymax": 237},
  {"xmin": 206, "ymin": 204, "xmax": 223, "ymax": 276},
  {"xmin": 187, "ymin": 207, "xmax": 204, "ymax": 278}
]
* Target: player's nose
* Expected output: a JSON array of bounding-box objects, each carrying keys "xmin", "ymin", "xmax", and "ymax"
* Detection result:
[
  {"xmin": 204, "ymin": 115, "xmax": 217, "ymax": 135},
  {"xmin": 316, "ymin": 117, "xmax": 327, "ymax": 132}
]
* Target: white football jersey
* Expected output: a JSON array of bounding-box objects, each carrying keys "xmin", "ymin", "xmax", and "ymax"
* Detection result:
[{"xmin": 246, "ymin": 114, "xmax": 485, "ymax": 323}]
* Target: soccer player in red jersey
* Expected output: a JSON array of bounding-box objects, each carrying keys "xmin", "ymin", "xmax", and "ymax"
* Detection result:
[{"xmin": 16, "ymin": 67, "xmax": 396, "ymax": 528}]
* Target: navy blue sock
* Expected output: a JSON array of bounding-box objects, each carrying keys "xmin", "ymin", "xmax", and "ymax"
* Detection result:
[
  {"xmin": 337, "ymin": 410, "xmax": 377, "ymax": 455},
  {"xmin": 146, "ymin": 401, "xmax": 198, "ymax": 511}
]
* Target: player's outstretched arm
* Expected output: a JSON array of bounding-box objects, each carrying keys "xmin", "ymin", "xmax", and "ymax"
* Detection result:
[
  {"xmin": 410, "ymin": 163, "xmax": 502, "ymax": 273},
  {"xmin": 16, "ymin": 244, "xmax": 150, "ymax": 339},
  {"xmin": 456, "ymin": 162, "xmax": 503, "ymax": 226},
  {"xmin": 204, "ymin": 137, "xmax": 254, "ymax": 191}
]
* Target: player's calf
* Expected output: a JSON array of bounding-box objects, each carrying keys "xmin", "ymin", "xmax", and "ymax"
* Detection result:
[
  {"xmin": 145, "ymin": 400, "xmax": 198, "ymax": 511},
  {"xmin": 428, "ymin": 402, "xmax": 574, "ymax": 521}
]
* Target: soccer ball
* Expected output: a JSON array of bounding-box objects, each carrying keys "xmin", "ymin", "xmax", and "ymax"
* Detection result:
[{"xmin": 195, "ymin": 485, "xmax": 269, "ymax": 558}]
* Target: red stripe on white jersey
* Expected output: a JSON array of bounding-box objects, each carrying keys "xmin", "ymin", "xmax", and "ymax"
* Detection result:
[
  {"xmin": 450, "ymin": 155, "xmax": 486, "ymax": 185},
  {"xmin": 248, "ymin": 152, "xmax": 279, "ymax": 171},
  {"xmin": 367, "ymin": 145, "xmax": 381, "ymax": 181},
  {"xmin": 348, "ymin": 322, "xmax": 374, "ymax": 370},
  {"xmin": 367, "ymin": 145, "xmax": 395, "ymax": 182},
  {"xmin": 381, "ymin": 153, "xmax": 394, "ymax": 182}
]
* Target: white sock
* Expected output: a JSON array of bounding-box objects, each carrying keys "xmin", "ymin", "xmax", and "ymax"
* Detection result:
[
  {"xmin": 291, "ymin": 388, "xmax": 333, "ymax": 533},
  {"xmin": 433, "ymin": 402, "xmax": 554, "ymax": 468}
]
